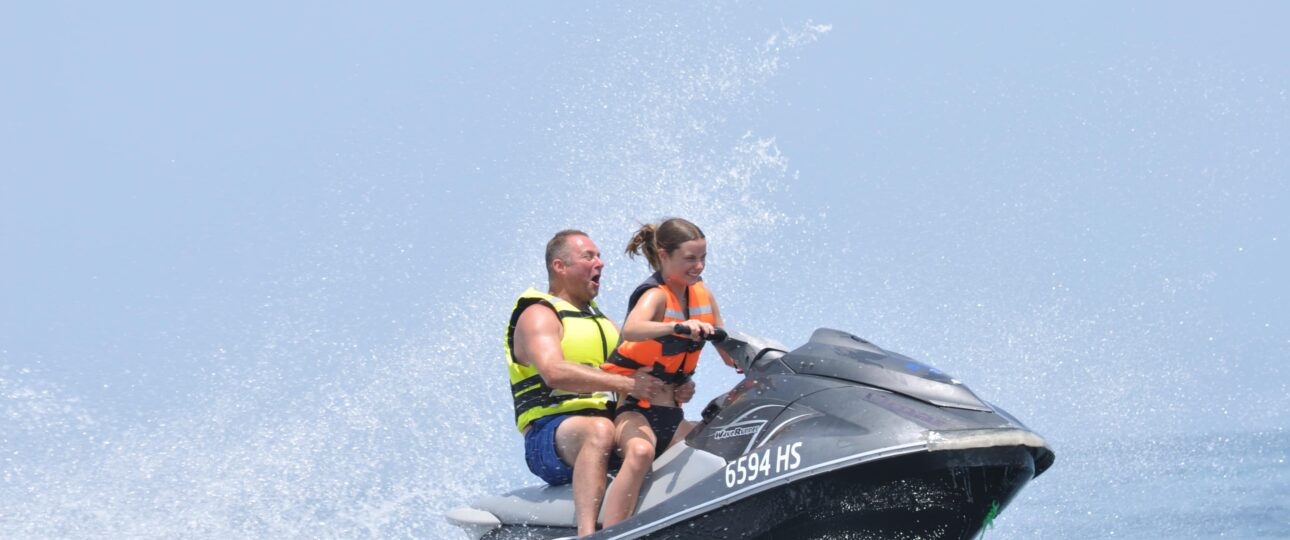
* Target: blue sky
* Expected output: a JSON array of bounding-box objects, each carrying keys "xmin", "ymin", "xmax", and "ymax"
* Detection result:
[{"xmin": 2, "ymin": 2, "xmax": 1288, "ymax": 537}]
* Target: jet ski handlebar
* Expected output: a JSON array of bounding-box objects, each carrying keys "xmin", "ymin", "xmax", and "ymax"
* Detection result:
[
  {"xmin": 672, "ymin": 324, "xmax": 727, "ymax": 343},
  {"xmin": 669, "ymin": 325, "xmax": 788, "ymax": 373},
  {"xmin": 712, "ymin": 329, "xmax": 789, "ymax": 373}
]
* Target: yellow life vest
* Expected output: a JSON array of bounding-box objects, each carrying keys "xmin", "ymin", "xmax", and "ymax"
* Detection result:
[{"xmin": 505, "ymin": 288, "xmax": 620, "ymax": 433}]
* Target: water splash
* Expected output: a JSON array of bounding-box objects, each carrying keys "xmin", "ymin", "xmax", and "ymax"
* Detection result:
[{"xmin": 0, "ymin": 15, "xmax": 830, "ymax": 540}]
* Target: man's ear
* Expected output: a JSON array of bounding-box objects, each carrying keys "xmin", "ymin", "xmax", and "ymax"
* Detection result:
[{"xmin": 551, "ymin": 258, "xmax": 566, "ymax": 275}]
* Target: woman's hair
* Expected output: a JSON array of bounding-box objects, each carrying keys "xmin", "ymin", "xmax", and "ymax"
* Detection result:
[{"xmin": 625, "ymin": 218, "xmax": 705, "ymax": 272}]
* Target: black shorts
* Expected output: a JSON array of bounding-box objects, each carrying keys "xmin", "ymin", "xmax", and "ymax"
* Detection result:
[{"xmin": 615, "ymin": 398, "xmax": 685, "ymax": 457}]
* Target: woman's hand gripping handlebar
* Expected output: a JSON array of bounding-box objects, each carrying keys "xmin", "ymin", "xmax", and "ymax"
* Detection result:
[{"xmin": 673, "ymin": 323, "xmax": 727, "ymax": 343}]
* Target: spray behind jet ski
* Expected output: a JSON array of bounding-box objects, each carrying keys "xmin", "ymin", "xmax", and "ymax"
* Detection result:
[{"xmin": 448, "ymin": 327, "xmax": 1055, "ymax": 539}]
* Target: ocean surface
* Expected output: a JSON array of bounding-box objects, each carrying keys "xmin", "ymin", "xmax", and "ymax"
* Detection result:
[
  {"xmin": 1005, "ymin": 430, "xmax": 1289, "ymax": 539},
  {"xmin": 3, "ymin": 3, "xmax": 1288, "ymax": 539}
]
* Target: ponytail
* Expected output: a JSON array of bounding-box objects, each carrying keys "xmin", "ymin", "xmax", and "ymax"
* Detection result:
[
  {"xmin": 625, "ymin": 218, "xmax": 704, "ymax": 273},
  {"xmin": 625, "ymin": 223, "xmax": 661, "ymax": 271}
]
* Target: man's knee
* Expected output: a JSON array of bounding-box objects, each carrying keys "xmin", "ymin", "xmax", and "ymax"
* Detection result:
[
  {"xmin": 583, "ymin": 417, "xmax": 615, "ymax": 453},
  {"xmin": 561, "ymin": 416, "xmax": 614, "ymax": 456}
]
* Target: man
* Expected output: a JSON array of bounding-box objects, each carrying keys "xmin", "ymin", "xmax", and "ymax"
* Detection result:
[{"xmin": 505, "ymin": 229, "xmax": 664, "ymax": 537}]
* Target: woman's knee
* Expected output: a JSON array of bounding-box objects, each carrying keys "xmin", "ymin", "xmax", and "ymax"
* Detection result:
[{"xmin": 623, "ymin": 437, "xmax": 655, "ymax": 464}]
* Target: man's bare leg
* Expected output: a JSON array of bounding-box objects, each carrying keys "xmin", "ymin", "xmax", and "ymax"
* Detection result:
[{"xmin": 555, "ymin": 415, "xmax": 616, "ymax": 537}]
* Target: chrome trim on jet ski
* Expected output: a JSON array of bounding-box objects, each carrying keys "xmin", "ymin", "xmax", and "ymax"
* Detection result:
[
  {"xmin": 751, "ymin": 412, "xmax": 821, "ymax": 452},
  {"xmin": 924, "ymin": 428, "xmax": 1049, "ymax": 452}
]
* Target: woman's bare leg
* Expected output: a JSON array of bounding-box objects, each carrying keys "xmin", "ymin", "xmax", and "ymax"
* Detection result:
[
  {"xmin": 601, "ymin": 411, "xmax": 656, "ymax": 527},
  {"xmin": 667, "ymin": 419, "xmax": 697, "ymax": 451}
]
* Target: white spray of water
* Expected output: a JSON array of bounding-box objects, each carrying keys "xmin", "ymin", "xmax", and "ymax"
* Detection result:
[{"xmin": 0, "ymin": 18, "xmax": 831, "ymax": 539}]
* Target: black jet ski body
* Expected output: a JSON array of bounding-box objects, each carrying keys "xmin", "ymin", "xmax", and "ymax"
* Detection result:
[{"xmin": 447, "ymin": 328, "xmax": 1055, "ymax": 539}]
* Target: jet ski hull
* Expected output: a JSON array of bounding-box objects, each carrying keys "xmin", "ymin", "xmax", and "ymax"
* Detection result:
[
  {"xmin": 675, "ymin": 446, "xmax": 1038, "ymax": 540},
  {"xmin": 472, "ymin": 445, "xmax": 1038, "ymax": 540}
]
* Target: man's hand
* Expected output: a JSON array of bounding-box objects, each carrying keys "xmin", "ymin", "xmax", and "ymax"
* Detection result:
[
  {"xmin": 629, "ymin": 368, "xmax": 665, "ymax": 401},
  {"xmin": 675, "ymin": 379, "xmax": 696, "ymax": 405}
]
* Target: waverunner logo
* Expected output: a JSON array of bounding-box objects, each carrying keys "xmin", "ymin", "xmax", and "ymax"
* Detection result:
[
  {"xmin": 709, "ymin": 404, "xmax": 782, "ymax": 451},
  {"xmin": 713, "ymin": 425, "xmax": 762, "ymax": 440}
]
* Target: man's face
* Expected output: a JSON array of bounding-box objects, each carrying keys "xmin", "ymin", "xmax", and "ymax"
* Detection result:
[{"xmin": 558, "ymin": 235, "xmax": 604, "ymax": 302}]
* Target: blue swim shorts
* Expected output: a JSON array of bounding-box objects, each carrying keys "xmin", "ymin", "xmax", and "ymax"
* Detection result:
[{"xmin": 524, "ymin": 415, "xmax": 575, "ymax": 485}]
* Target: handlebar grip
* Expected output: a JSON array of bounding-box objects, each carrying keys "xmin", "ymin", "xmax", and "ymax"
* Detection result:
[{"xmin": 673, "ymin": 324, "xmax": 727, "ymax": 342}]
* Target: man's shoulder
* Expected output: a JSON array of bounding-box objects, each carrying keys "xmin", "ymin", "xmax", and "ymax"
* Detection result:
[
  {"xmin": 515, "ymin": 299, "xmax": 561, "ymax": 332},
  {"xmin": 512, "ymin": 289, "xmax": 559, "ymax": 316},
  {"xmin": 516, "ymin": 287, "xmax": 553, "ymax": 303}
]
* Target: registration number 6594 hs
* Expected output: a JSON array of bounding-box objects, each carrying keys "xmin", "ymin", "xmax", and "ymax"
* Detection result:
[{"xmin": 724, "ymin": 442, "xmax": 803, "ymax": 488}]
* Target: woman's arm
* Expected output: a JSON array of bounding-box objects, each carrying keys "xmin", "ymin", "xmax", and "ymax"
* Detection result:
[
  {"xmin": 710, "ymin": 293, "xmax": 738, "ymax": 369},
  {"xmin": 619, "ymin": 289, "xmax": 677, "ymax": 341}
]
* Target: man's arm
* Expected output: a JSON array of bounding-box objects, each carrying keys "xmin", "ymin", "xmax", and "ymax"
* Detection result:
[
  {"xmin": 674, "ymin": 379, "xmax": 696, "ymax": 405},
  {"xmin": 514, "ymin": 303, "xmax": 661, "ymax": 397}
]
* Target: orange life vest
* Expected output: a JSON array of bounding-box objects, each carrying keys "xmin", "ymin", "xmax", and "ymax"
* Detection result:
[{"xmin": 602, "ymin": 272, "xmax": 715, "ymax": 383}]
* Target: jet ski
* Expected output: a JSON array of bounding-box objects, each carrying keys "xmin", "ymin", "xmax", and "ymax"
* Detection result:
[{"xmin": 447, "ymin": 328, "xmax": 1055, "ymax": 539}]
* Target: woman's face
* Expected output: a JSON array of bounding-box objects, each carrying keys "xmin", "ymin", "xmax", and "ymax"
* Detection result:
[{"xmin": 660, "ymin": 238, "xmax": 707, "ymax": 286}]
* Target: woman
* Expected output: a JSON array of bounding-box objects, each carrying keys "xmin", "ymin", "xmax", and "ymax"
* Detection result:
[{"xmin": 599, "ymin": 218, "xmax": 737, "ymax": 527}]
